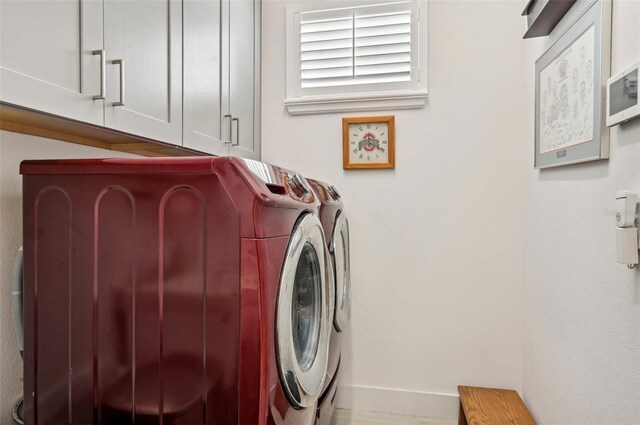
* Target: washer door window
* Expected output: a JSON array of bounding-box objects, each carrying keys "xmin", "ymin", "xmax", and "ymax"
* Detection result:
[
  {"xmin": 277, "ymin": 214, "xmax": 332, "ymax": 408},
  {"xmin": 331, "ymin": 211, "xmax": 351, "ymax": 332},
  {"xmin": 291, "ymin": 243, "xmax": 322, "ymax": 371}
]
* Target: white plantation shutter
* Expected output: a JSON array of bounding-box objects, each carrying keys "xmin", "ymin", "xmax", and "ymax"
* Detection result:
[
  {"xmin": 286, "ymin": 1, "xmax": 426, "ymax": 114},
  {"xmin": 299, "ymin": 2, "xmax": 412, "ymax": 89}
]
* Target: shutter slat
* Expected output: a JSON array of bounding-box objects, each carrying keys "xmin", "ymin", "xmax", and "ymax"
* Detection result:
[
  {"xmin": 353, "ymin": 72, "xmax": 411, "ymax": 84},
  {"xmin": 302, "ymin": 57, "xmax": 353, "ymax": 70},
  {"xmin": 302, "ymin": 66, "xmax": 353, "ymax": 80},
  {"xmin": 356, "ymin": 62, "xmax": 411, "ymax": 76},
  {"xmin": 301, "ymin": 28, "xmax": 353, "ymax": 43},
  {"xmin": 301, "ymin": 38, "xmax": 353, "ymax": 52},
  {"xmin": 301, "ymin": 17, "xmax": 352, "ymax": 33},
  {"xmin": 302, "ymin": 76, "xmax": 356, "ymax": 88},
  {"xmin": 356, "ymin": 33, "xmax": 411, "ymax": 47},
  {"xmin": 356, "ymin": 52, "xmax": 410, "ymax": 66},
  {"xmin": 355, "ymin": 12, "xmax": 410, "ymax": 28},
  {"xmin": 301, "ymin": 48, "xmax": 353, "ymax": 61},
  {"xmin": 356, "ymin": 43, "xmax": 410, "ymax": 57},
  {"xmin": 355, "ymin": 23, "xmax": 410, "ymax": 38}
]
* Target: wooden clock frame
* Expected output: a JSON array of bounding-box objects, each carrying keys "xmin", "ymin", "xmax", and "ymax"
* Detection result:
[{"xmin": 342, "ymin": 115, "xmax": 395, "ymax": 169}]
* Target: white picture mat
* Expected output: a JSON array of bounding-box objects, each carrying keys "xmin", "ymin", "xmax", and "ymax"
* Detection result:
[{"xmin": 539, "ymin": 25, "xmax": 595, "ymax": 154}]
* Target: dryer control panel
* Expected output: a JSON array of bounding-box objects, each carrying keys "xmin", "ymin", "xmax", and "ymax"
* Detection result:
[
  {"xmin": 308, "ymin": 179, "xmax": 341, "ymax": 203},
  {"xmin": 235, "ymin": 158, "xmax": 316, "ymax": 205},
  {"xmin": 285, "ymin": 173, "xmax": 314, "ymax": 203}
]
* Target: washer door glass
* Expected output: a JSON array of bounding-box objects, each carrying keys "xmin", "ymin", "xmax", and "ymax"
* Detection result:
[
  {"xmin": 292, "ymin": 243, "xmax": 321, "ymax": 371},
  {"xmin": 276, "ymin": 213, "xmax": 332, "ymax": 409},
  {"xmin": 332, "ymin": 211, "xmax": 351, "ymax": 332}
]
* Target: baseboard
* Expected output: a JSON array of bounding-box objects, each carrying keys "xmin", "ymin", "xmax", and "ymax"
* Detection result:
[{"xmin": 334, "ymin": 385, "xmax": 460, "ymax": 419}]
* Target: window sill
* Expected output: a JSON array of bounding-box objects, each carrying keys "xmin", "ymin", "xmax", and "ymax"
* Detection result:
[{"xmin": 284, "ymin": 90, "xmax": 428, "ymax": 115}]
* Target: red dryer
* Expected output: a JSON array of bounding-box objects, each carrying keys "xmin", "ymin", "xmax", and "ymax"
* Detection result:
[
  {"xmin": 20, "ymin": 157, "xmax": 335, "ymax": 425},
  {"xmin": 307, "ymin": 179, "xmax": 351, "ymax": 425}
]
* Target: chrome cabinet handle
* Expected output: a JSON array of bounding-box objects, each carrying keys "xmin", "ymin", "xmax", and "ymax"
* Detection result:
[
  {"xmin": 224, "ymin": 114, "xmax": 233, "ymax": 144},
  {"xmin": 92, "ymin": 50, "xmax": 106, "ymax": 100},
  {"xmin": 112, "ymin": 59, "xmax": 125, "ymax": 106},
  {"xmin": 232, "ymin": 117, "xmax": 240, "ymax": 146}
]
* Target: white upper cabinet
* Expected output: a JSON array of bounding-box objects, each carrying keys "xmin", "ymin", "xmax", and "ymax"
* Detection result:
[
  {"xmin": 225, "ymin": 0, "xmax": 261, "ymax": 160},
  {"xmin": 183, "ymin": 0, "xmax": 225, "ymax": 155},
  {"xmin": 104, "ymin": 0, "xmax": 182, "ymax": 144},
  {"xmin": 184, "ymin": 0, "xmax": 261, "ymax": 159},
  {"xmin": 0, "ymin": 0, "xmax": 104, "ymax": 125},
  {"xmin": 1, "ymin": 0, "xmax": 259, "ymax": 159}
]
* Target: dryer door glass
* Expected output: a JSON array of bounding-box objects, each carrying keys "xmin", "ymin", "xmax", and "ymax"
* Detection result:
[
  {"xmin": 332, "ymin": 212, "xmax": 351, "ymax": 332},
  {"xmin": 292, "ymin": 243, "xmax": 321, "ymax": 371},
  {"xmin": 276, "ymin": 213, "xmax": 332, "ymax": 409}
]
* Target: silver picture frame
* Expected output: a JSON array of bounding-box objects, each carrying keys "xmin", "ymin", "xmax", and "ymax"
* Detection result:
[{"xmin": 534, "ymin": 0, "xmax": 611, "ymax": 169}]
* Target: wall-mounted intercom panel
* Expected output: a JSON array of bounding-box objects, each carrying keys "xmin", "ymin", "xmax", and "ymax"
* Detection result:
[{"xmin": 607, "ymin": 61, "xmax": 640, "ymax": 127}]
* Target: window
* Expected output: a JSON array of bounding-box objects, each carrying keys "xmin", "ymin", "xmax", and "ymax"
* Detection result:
[{"xmin": 285, "ymin": 1, "xmax": 427, "ymax": 115}]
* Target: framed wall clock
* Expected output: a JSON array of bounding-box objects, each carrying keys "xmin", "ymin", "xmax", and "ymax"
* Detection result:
[{"xmin": 342, "ymin": 116, "xmax": 395, "ymax": 169}]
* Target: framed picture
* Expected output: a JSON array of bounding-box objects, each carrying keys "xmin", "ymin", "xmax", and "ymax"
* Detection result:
[
  {"xmin": 343, "ymin": 116, "xmax": 395, "ymax": 169},
  {"xmin": 534, "ymin": 0, "xmax": 611, "ymax": 168}
]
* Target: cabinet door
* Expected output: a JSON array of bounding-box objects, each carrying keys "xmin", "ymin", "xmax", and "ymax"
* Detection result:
[
  {"xmin": 183, "ymin": 0, "xmax": 227, "ymax": 155},
  {"xmin": 0, "ymin": 0, "xmax": 104, "ymax": 125},
  {"xmin": 104, "ymin": 0, "xmax": 182, "ymax": 144},
  {"xmin": 223, "ymin": 0, "xmax": 261, "ymax": 160}
]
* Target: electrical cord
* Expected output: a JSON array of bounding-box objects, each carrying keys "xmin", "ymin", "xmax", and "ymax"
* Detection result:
[
  {"xmin": 11, "ymin": 249, "xmax": 25, "ymax": 424},
  {"xmin": 12, "ymin": 397, "xmax": 24, "ymax": 424},
  {"xmin": 12, "ymin": 247, "xmax": 24, "ymax": 355}
]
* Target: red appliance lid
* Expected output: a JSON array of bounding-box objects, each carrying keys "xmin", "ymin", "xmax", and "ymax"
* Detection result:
[{"xmin": 20, "ymin": 157, "xmax": 219, "ymax": 175}]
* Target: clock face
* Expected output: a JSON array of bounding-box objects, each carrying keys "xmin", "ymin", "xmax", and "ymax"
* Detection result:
[{"xmin": 348, "ymin": 122, "xmax": 390, "ymax": 164}]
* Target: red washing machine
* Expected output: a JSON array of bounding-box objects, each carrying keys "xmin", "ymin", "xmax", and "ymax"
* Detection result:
[
  {"xmin": 20, "ymin": 157, "xmax": 335, "ymax": 425},
  {"xmin": 307, "ymin": 179, "xmax": 351, "ymax": 425}
]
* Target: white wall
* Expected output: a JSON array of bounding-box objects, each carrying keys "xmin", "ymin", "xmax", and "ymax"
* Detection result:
[
  {"xmin": 522, "ymin": 1, "xmax": 640, "ymax": 423},
  {"xmin": 0, "ymin": 131, "xmax": 135, "ymax": 425},
  {"xmin": 262, "ymin": 0, "xmax": 529, "ymax": 418}
]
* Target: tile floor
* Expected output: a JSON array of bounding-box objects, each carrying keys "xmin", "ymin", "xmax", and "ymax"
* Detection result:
[{"xmin": 330, "ymin": 409, "xmax": 456, "ymax": 425}]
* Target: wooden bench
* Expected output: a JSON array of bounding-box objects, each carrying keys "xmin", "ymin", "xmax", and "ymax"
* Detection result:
[{"xmin": 458, "ymin": 386, "xmax": 536, "ymax": 425}]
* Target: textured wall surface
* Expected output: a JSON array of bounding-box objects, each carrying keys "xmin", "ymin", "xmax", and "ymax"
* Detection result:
[
  {"xmin": 262, "ymin": 0, "xmax": 528, "ymax": 416},
  {"xmin": 522, "ymin": 1, "xmax": 640, "ymax": 423},
  {"xmin": 0, "ymin": 131, "xmax": 134, "ymax": 425}
]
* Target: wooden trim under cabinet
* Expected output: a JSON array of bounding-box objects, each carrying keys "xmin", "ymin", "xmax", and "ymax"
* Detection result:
[{"xmin": 0, "ymin": 102, "xmax": 207, "ymax": 157}]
